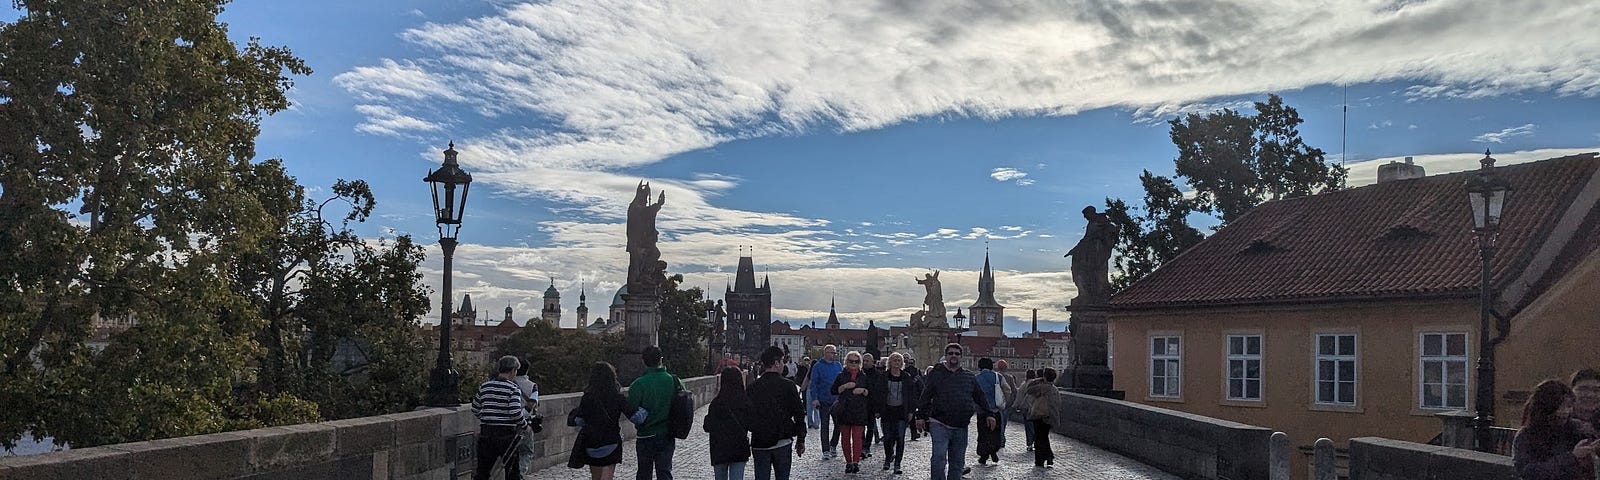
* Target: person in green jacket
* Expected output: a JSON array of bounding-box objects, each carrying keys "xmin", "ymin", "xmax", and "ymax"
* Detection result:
[{"xmin": 629, "ymin": 346, "xmax": 686, "ymax": 480}]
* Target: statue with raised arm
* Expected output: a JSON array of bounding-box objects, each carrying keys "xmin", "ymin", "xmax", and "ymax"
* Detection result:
[
  {"xmin": 1066, "ymin": 205, "xmax": 1118, "ymax": 305},
  {"xmin": 916, "ymin": 271, "xmax": 946, "ymax": 320},
  {"xmin": 626, "ymin": 181, "xmax": 667, "ymax": 294}
]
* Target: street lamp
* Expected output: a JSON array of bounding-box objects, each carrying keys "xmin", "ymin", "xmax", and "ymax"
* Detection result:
[
  {"xmin": 1465, "ymin": 149, "xmax": 1511, "ymax": 452},
  {"xmin": 426, "ymin": 142, "xmax": 473, "ymax": 407}
]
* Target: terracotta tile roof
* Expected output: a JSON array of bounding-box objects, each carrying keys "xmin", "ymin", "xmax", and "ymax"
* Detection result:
[{"xmin": 1110, "ymin": 153, "xmax": 1600, "ymax": 308}]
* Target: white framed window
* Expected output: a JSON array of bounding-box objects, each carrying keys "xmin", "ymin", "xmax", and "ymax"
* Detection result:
[
  {"xmin": 1419, "ymin": 332, "xmax": 1468, "ymax": 409},
  {"xmin": 1226, "ymin": 334, "xmax": 1263, "ymax": 401},
  {"xmin": 1315, "ymin": 334, "xmax": 1358, "ymax": 405},
  {"xmin": 1150, "ymin": 335, "xmax": 1182, "ymax": 398}
]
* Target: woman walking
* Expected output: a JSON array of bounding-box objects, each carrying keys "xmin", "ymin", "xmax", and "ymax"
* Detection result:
[
  {"xmin": 1024, "ymin": 368, "xmax": 1062, "ymax": 468},
  {"xmin": 871, "ymin": 353, "xmax": 918, "ymax": 474},
  {"xmin": 705, "ymin": 366, "xmax": 753, "ymax": 480},
  {"xmin": 568, "ymin": 362, "xmax": 648, "ymax": 480},
  {"xmin": 831, "ymin": 351, "xmax": 872, "ymax": 473},
  {"xmin": 1513, "ymin": 379, "xmax": 1597, "ymax": 479}
]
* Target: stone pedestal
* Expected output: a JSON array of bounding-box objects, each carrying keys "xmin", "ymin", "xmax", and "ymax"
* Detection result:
[
  {"xmin": 618, "ymin": 291, "xmax": 660, "ymax": 384},
  {"xmin": 1061, "ymin": 305, "xmax": 1119, "ymax": 398},
  {"xmin": 909, "ymin": 327, "xmax": 955, "ymax": 370}
]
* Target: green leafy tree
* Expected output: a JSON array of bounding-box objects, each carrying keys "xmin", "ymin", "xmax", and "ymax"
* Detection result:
[
  {"xmin": 1169, "ymin": 94, "xmax": 1348, "ymax": 224},
  {"xmin": 657, "ymin": 274, "xmax": 712, "ymax": 379},
  {"xmin": 493, "ymin": 321, "xmax": 623, "ymax": 395},
  {"xmin": 1106, "ymin": 95, "xmax": 1346, "ymax": 291},
  {"xmin": 0, "ymin": 0, "xmax": 428, "ymax": 448}
]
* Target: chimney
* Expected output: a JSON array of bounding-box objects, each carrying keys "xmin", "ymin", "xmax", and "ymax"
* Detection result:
[
  {"xmin": 1377, "ymin": 156, "xmax": 1426, "ymax": 183},
  {"xmin": 1031, "ymin": 308, "xmax": 1038, "ymax": 335}
]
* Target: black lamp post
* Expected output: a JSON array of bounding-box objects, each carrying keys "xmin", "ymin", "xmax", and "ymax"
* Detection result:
[
  {"xmin": 425, "ymin": 142, "xmax": 473, "ymax": 407},
  {"xmin": 1465, "ymin": 149, "xmax": 1511, "ymax": 452}
]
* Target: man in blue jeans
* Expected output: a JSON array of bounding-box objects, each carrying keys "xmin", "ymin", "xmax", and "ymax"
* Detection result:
[
  {"xmin": 629, "ymin": 346, "xmax": 685, "ymax": 480},
  {"xmin": 807, "ymin": 344, "xmax": 843, "ymax": 458},
  {"xmin": 915, "ymin": 343, "xmax": 995, "ymax": 480},
  {"xmin": 748, "ymin": 346, "xmax": 806, "ymax": 480}
]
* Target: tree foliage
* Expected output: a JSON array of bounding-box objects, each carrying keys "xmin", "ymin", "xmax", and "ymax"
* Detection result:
[
  {"xmin": 1106, "ymin": 95, "xmax": 1346, "ymax": 291},
  {"xmin": 493, "ymin": 321, "xmax": 623, "ymax": 396},
  {"xmin": 657, "ymin": 274, "xmax": 711, "ymax": 379},
  {"xmin": 0, "ymin": 0, "xmax": 428, "ymax": 448}
]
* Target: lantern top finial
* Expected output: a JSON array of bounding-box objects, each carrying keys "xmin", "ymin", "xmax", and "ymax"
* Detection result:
[{"xmin": 443, "ymin": 142, "xmax": 459, "ymax": 166}]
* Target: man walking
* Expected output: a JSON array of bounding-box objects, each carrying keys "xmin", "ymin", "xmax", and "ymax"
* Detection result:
[
  {"xmin": 807, "ymin": 344, "xmax": 843, "ymax": 459},
  {"xmin": 748, "ymin": 346, "xmax": 807, "ymax": 480},
  {"xmin": 915, "ymin": 343, "xmax": 995, "ymax": 480},
  {"xmin": 471, "ymin": 355, "xmax": 530, "ymax": 480},
  {"xmin": 859, "ymin": 352, "xmax": 880, "ymax": 459},
  {"xmin": 629, "ymin": 346, "xmax": 685, "ymax": 480}
]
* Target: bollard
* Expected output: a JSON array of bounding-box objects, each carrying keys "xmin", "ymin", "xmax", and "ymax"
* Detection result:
[
  {"xmin": 1269, "ymin": 432, "xmax": 1290, "ymax": 480},
  {"xmin": 1314, "ymin": 437, "xmax": 1336, "ymax": 480}
]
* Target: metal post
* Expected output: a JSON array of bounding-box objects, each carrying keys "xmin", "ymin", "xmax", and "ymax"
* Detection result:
[
  {"xmin": 1473, "ymin": 235, "xmax": 1497, "ymax": 452},
  {"xmin": 427, "ymin": 238, "xmax": 460, "ymax": 406}
]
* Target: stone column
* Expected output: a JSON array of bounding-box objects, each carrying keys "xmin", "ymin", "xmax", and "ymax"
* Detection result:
[
  {"xmin": 617, "ymin": 291, "xmax": 660, "ymax": 384},
  {"xmin": 1061, "ymin": 304, "xmax": 1114, "ymax": 394}
]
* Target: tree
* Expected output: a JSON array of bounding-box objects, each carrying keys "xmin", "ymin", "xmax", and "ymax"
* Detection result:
[
  {"xmin": 1106, "ymin": 95, "xmax": 1346, "ymax": 291},
  {"xmin": 1105, "ymin": 172, "xmax": 1204, "ymax": 292},
  {"xmin": 1170, "ymin": 94, "xmax": 1348, "ymax": 224},
  {"xmin": 0, "ymin": 0, "xmax": 427, "ymax": 448},
  {"xmin": 657, "ymin": 274, "xmax": 711, "ymax": 379},
  {"xmin": 493, "ymin": 321, "xmax": 623, "ymax": 395}
]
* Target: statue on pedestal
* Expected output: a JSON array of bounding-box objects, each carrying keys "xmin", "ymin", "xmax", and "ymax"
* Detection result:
[{"xmin": 1065, "ymin": 206, "xmax": 1118, "ymax": 305}]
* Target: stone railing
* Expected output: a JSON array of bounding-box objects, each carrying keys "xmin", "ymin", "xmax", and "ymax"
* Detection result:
[
  {"xmin": 0, "ymin": 374, "xmax": 718, "ymax": 480},
  {"xmin": 1052, "ymin": 390, "xmax": 1275, "ymax": 480},
  {"xmin": 1347, "ymin": 437, "xmax": 1514, "ymax": 480}
]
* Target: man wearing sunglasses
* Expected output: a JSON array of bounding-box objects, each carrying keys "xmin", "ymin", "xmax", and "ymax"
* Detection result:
[{"xmin": 915, "ymin": 343, "xmax": 996, "ymax": 480}]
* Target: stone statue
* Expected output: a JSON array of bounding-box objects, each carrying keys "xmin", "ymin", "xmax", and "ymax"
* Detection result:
[
  {"xmin": 626, "ymin": 181, "xmax": 667, "ymax": 294},
  {"xmin": 1066, "ymin": 205, "xmax": 1118, "ymax": 305},
  {"xmin": 916, "ymin": 271, "xmax": 946, "ymax": 320},
  {"xmin": 909, "ymin": 310, "xmax": 927, "ymax": 328}
]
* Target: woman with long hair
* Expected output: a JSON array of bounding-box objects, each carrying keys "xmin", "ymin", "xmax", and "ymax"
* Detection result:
[
  {"xmin": 1514, "ymin": 379, "xmax": 1597, "ymax": 480},
  {"xmin": 830, "ymin": 351, "xmax": 872, "ymax": 474},
  {"xmin": 568, "ymin": 362, "xmax": 648, "ymax": 480},
  {"xmin": 704, "ymin": 366, "xmax": 753, "ymax": 480}
]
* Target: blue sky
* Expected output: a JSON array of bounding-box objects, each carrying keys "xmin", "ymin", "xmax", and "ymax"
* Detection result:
[{"xmin": 122, "ymin": 1, "xmax": 1600, "ymax": 333}]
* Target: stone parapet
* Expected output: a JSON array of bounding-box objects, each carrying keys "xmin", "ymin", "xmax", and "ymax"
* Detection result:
[
  {"xmin": 1347, "ymin": 437, "xmax": 1513, "ymax": 480},
  {"xmin": 1053, "ymin": 390, "xmax": 1275, "ymax": 480},
  {"xmin": 0, "ymin": 375, "xmax": 718, "ymax": 480}
]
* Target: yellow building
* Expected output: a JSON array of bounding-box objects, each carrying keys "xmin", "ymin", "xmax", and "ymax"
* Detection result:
[{"xmin": 1107, "ymin": 153, "xmax": 1600, "ymax": 472}]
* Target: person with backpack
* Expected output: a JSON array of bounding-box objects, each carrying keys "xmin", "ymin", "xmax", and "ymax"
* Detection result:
[
  {"xmin": 1020, "ymin": 369, "xmax": 1038, "ymax": 450},
  {"xmin": 471, "ymin": 355, "xmax": 530, "ymax": 480},
  {"xmin": 974, "ymin": 357, "xmax": 1006, "ymax": 465},
  {"xmin": 704, "ymin": 366, "xmax": 753, "ymax": 480},
  {"xmin": 629, "ymin": 346, "xmax": 686, "ymax": 480},
  {"xmin": 830, "ymin": 351, "xmax": 872, "ymax": 473},
  {"xmin": 568, "ymin": 362, "xmax": 648, "ymax": 479},
  {"xmin": 748, "ymin": 346, "xmax": 807, "ymax": 480}
]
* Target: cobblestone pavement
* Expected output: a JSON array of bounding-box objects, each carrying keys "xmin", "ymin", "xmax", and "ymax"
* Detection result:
[{"xmin": 530, "ymin": 406, "xmax": 1177, "ymax": 479}]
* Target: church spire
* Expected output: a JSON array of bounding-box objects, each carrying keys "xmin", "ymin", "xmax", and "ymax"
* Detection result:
[
  {"xmin": 971, "ymin": 251, "xmax": 1002, "ymax": 309},
  {"xmin": 826, "ymin": 297, "xmax": 840, "ymax": 330}
]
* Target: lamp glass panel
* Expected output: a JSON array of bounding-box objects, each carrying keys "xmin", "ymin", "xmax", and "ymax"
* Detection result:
[
  {"xmin": 1469, "ymin": 192, "xmax": 1488, "ymax": 229},
  {"xmin": 1487, "ymin": 189, "xmax": 1507, "ymax": 227}
]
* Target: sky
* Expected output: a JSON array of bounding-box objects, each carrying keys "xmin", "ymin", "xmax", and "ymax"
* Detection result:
[{"xmin": 110, "ymin": 0, "xmax": 1600, "ymax": 335}]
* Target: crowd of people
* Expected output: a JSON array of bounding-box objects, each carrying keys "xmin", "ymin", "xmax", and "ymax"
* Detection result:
[{"xmin": 467, "ymin": 342, "xmax": 1065, "ymax": 479}]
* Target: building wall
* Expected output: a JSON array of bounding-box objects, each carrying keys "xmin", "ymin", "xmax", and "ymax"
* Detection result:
[
  {"xmin": 1497, "ymin": 249, "xmax": 1600, "ymax": 407},
  {"xmin": 1110, "ymin": 299, "xmax": 1482, "ymax": 453}
]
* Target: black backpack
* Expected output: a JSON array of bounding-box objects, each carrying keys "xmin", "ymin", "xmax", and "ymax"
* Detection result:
[{"xmin": 668, "ymin": 377, "xmax": 694, "ymax": 439}]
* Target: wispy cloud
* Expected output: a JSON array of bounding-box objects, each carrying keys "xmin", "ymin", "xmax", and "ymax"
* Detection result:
[
  {"xmin": 1473, "ymin": 123, "xmax": 1536, "ymax": 143},
  {"xmin": 340, "ymin": 1, "xmax": 1600, "ymax": 176},
  {"xmin": 1342, "ymin": 146, "xmax": 1600, "ymax": 187},
  {"xmin": 990, "ymin": 167, "xmax": 1029, "ymax": 182}
]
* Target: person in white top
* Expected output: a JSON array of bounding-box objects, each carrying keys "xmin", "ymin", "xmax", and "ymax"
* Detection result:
[{"xmin": 513, "ymin": 356, "xmax": 540, "ymax": 473}]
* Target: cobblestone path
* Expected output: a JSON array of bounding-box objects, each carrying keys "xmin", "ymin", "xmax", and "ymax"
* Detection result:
[{"xmin": 530, "ymin": 406, "xmax": 1177, "ymax": 479}]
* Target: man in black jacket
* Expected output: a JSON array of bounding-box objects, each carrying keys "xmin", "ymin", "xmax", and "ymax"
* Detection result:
[
  {"xmin": 748, "ymin": 346, "xmax": 806, "ymax": 480},
  {"xmin": 915, "ymin": 343, "xmax": 995, "ymax": 480}
]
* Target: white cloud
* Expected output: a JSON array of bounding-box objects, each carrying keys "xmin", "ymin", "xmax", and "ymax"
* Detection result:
[
  {"xmin": 352, "ymin": 105, "xmax": 445, "ymax": 137},
  {"xmin": 1016, "ymin": 178, "xmax": 1036, "ymax": 186},
  {"xmin": 341, "ymin": 1, "xmax": 1600, "ymax": 176},
  {"xmin": 990, "ymin": 167, "xmax": 1028, "ymax": 182},
  {"xmin": 1473, "ymin": 123, "xmax": 1537, "ymax": 144}
]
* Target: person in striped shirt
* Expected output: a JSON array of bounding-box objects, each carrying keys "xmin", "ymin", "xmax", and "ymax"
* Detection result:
[{"xmin": 473, "ymin": 355, "xmax": 530, "ymax": 480}]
